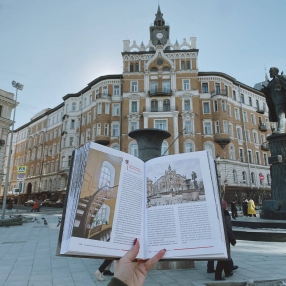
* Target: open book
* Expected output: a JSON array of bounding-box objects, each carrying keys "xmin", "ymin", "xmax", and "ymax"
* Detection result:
[{"xmin": 57, "ymin": 142, "xmax": 229, "ymax": 260}]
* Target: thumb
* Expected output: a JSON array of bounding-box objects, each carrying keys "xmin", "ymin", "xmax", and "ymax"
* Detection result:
[{"xmin": 123, "ymin": 239, "xmax": 140, "ymax": 262}]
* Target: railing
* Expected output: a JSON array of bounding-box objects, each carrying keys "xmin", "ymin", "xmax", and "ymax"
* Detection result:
[
  {"xmin": 148, "ymin": 88, "xmax": 172, "ymax": 96},
  {"xmin": 143, "ymin": 106, "xmax": 178, "ymax": 112},
  {"xmin": 211, "ymin": 90, "xmax": 228, "ymax": 97},
  {"xmin": 261, "ymin": 143, "xmax": 270, "ymax": 151},
  {"xmin": 256, "ymin": 107, "xmax": 265, "ymax": 114},
  {"xmin": 259, "ymin": 123, "xmax": 267, "ymax": 132},
  {"xmin": 96, "ymin": 93, "xmax": 112, "ymax": 100}
]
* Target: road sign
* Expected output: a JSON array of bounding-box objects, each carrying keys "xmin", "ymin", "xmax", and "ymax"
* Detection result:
[
  {"xmin": 17, "ymin": 173, "xmax": 25, "ymax": 181},
  {"xmin": 17, "ymin": 166, "xmax": 27, "ymax": 174},
  {"xmin": 259, "ymin": 174, "xmax": 265, "ymax": 181}
]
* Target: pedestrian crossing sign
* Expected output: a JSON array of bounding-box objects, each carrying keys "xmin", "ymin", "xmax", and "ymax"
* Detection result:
[{"xmin": 17, "ymin": 166, "xmax": 27, "ymax": 174}]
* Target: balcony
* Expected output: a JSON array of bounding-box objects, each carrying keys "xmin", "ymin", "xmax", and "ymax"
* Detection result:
[
  {"xmin": 211, "ymin": 90, "xmax": 228, "ymax": 97},
  {"xmin": 261, "ymin": 143, "xmax": 270, "ymax": 151},
  {"xmin": 96, "ymin": 93, "xmax": 112, "ymax": 100},
  {"xmin": 143, "ymin": 106, "xmax": 178, "ymax": 112},
  {"xmin": 259, "ymin": 123, "xmax": 267, "ymax": 132},
  {"xmin": 256, "ymin": 107, "xmax": 265, "ymax": 114},
  {"xmin": 148, "ymin": 87, "xmax": 172, "ymax": 97}
]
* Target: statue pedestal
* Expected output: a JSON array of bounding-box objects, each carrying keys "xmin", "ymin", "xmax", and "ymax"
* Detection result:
[{"xmin": 267, "ymin": 134, "xmax": 286, "ymax": 203}]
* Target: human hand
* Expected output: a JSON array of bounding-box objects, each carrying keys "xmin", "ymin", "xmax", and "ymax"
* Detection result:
[{"xmin": 114, "ymin": 239, "xmax": 166, "ymax": 286}]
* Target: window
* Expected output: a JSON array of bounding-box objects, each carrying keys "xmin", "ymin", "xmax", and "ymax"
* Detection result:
[
  {"xmin": 97, "ymin": 123, "xmax": 101, "ymax": 136},
  {"xmin": 82, "ymin": 115, "xmax": 86, "ymax": 126},
  {"xmin": 131, "ymin": 101, "xmax": 137, "ymax": 112},
  {"xmin": 135, "ymin": 63, "xmax": 139, "ymax": 72},
  {"xmin": 131, "ymin": 122, "xmax": 137, "ymax": 131},
  {"xmin": 242, "ymin": 171, "xmax": 247, "ymax": 182},
  {"xmin": 183, "ymin": 79, "xmax": 190, "ymax": 90},
  {"xmin": 86, "ymin": 130, "xmax": 90, "ymax": 142},
  {"xmin": 84, "ymin": 98, "xmax": 87, "ymax": 107},
  {"xmin": 234, "ymin": 108, "xmax": 240, "ymax": 120},
  {"xmin": 184, "ymin": 100, "xmax": 190, "ymax": 111},
  {"xmin": 248, "ymin": 150, "xmax": 252, "ymax": 163},
  {"xmin": 72, "ymin": 102, "xmax": 76, "ymax": 111},
  {"xmin": 113, "ymin": 125, "xmax": 119, "ymax": 136},
  {"xmin": 221, "ymin": 100, "xmax": 226, "ymax": 111},
  {"xmin": 215, "ymin": 83, "xmax": 220, "ymax": 95},
  {"xmin": 130, "ymin": 63, "xmax": 134, "ymax": 72},
  {"xmin": 150, "ymin": 81, "xmax": 158, "ymax": 94},
  {"xmin": 71, "ymin": 120, "xmax": 75, "ymax": 129},
  {"xmin": 246, "ymin": 130, "xmax": 250, "ymax": 142},
  {"xmin": 98, "ymin": 103, "xmax": 102, "ymax": 114},
  {"xmin": 81, "ymin": 133, "xmax": 85, "ymax": 144},
  {"xmin": 205, "ymin": 143, "xmax": 214, "ymax": 157},
  {"xmin": 229, "ymin": 145, "xmax": 235, "ymax": 160},
  {"xmin": 204, "ymin": 122, "xmax": 211, "ymax": 135},
  {"xmin": 251, "ymin": 172, "xmax": 255, "ymax": 184},
  {"xmin": 30, "ymin": 165, "xmax": 34, "ymax": 176},
  {"xmin": 102, "ymin": 86, "xmax": 108, "ymax": 96},
  {"xmin": 162, "ymin": 67, "xmax": 170, "ymax": 71},
  {"xmin": 131, "ymin": 81, "xmax": 138, "ymax": 92},
  {"xmin": 185, "ymin": 142, "xmax": 193, "ymax": 153},
  {"xmin": 155, "ymin": 120, "xmax": 167, "ymax": 130},
  {"xmin": 227, "ymin": 104, "xmax": 231, "ymax": 116},
  {"xmin": 251, "ymin": 114, "xmax": 256, "ymax": 125},
  {"xmin": 89, "ymin": 95, "xmax": 92, "ymax": 104},
  {"xmin": 187, "ymin": 61, "xmax": 191, "ymax": 70},
  {"xmin": 104, "ymin": 124, "xmax": 109, "ymax": 136},
  {"xmin": 151, "ymin": 100, "xmax": 158, "ymax": 112},
  {"xmin": 241, "ymin": 94, "xmax": 245, "ymax": 104},
  {"xmin": 69, "ymin": 137, "xmax": 74, "ymax": 147},
  {"xmin": 214, "ymin": 100, "xmax": 218, "ymax": 112},
  {"xmin": 114, "ymin": 85, "xmax": 120, "ymax": 95},
  {"xmin": 202, "ymin": 83, "xmax": 208, "ymax": 93},
  {"xmin": 54, "ymin": 129, "xmax": 58, "ymax": 139},
  {"xmin": 87, "ymin": 112, "xmax": 91, "ymax": 123},
  {"xmin": 203, "ymin": 102, "xmax": 210, "ymax": 114},
  {"xmin": 256, "ymin": 152, "xmax": 260, "ymax": 165},
  {"xmin": 63, "ymin": 138, "xmax": 66, "ymax": 148},
  {"xmin": 243, "ymin": 111, "xmax": 248, "ymax": 122},
  {"xmin": 113, "ymin": 104, "xmax": 120, "ymax": 116},
  {"xmin": 66, "ymin": 104, "xmax": 69, "ymax": 113},
  {"xmin": 239, "ymin": 149, "xmax": 244, "ymax": 162},
  {"xmin": 253, "ymin": 132, "xmax": 258, "ymax": 144},
  {"xmin": 263, "ymin": 153, "xmax": 268, "ymax": 166},
  {"xmin": 162, "ymin": 81, "xmax": 170, "ymax": 93},
  {"xmin": 233, "ymin": 90, "xmax": 236, "ymax": 100},
  {"xmin": 111, "ymin": 144, "xmax": 119, "ymax": 150},
  {"xmin": 51, "ymin": 161, "xmax": 54, "ymax": 173},
  {"xmin": 93, "ymin": 107, "xmax": 96, "ymax": 120},
  {"xmin": 260, "ymin": 134, "xmax": 265, "ymax": 145},
  {"xmin": 131, "ymin": 144, "xmax": 138, "ymax": 157},
  {"xmin": 225, "ymin": 86, "xmax": 228, "ymax": 96},
  {"xmin": 185, "ymin": 121, "xmax": 192, "ymax": 133},
  {"xmin": 249, "ymin": 97, "xmax": 252, "ymax": 106},
  {"xmin": 256, "ymin": 99, "xmax": 259, "ymax": 110},
  {"xmin": 161, "ymin": 141, "xmax": 168, "ymax": 155},
  {"xmin": 263, "ymin": 102, "xmax": 266, "ymax": 111},
  {"xmin": 215, "ymin": 121, "xmax": 220, "ymax": 134},
  {"xmin": 181, "ymin": 61, "xmax": 185, "ymax": 70},
  {"xmin": 50, "ymin": 132, "xmax": 53, "ymax": 140},
  {"xmin": 223, "ymin": 121, "xmax": 228, "ymax": 133},
  {"xmin": 150, "ymin": 67, "xmax": 158, "ymax": 72},
  {"xmin": 163, "ymin": 100, "xmax": 170, "ymax": 111},
  {"xmin": 265, "ymin": 118, "xmax": 270, "ymax": 129},
  {"xmin": 92, "ymin": 126, "xmax": 96, "ymax": 140},
  {"xmin": 237, "ymin": 127, "xmax": 242, "ymax": 140},
  {"xmin": 52, "ymin": 144, "xmax": 56, "ymax": 155}
]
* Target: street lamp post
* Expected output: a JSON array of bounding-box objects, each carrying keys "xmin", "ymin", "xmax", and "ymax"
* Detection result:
[{"xmin": 1, "ymin": 81, "xmax": 23, "ymax": 219}]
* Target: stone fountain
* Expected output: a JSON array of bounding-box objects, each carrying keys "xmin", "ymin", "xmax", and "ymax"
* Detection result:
[{"xmin": 183, "ymin": 178, "xmax": 199, "ymax": 201}]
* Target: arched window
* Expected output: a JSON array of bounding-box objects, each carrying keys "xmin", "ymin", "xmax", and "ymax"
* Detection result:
[
  {"xmin": 131, "ymin": 144, "xmax": 138, "ymax": 157},
  {"xmin": 251, "ymin": 172, "xmax": 255, "ymax": 184},
  {"xmin": 44, "ymin": 180, "xmax": 48, "ymax": 190},
  {"xmin": 162, "ymin": 67, "xmax": 170, "ymax": 71},
  {"xmin": 43, "ymin": 163, "xmax": 46, "ymax": 175},
  {"xmin": 110, "ymin": 143, "xmax": 119, "ymax": 150},
  {"xmin": 161, "ymin": 141, "xmax": 168, "ymax": 156},
  {"xmin": 242, "ymin": 171, "xmax": 247, "ymax": 182},
  {"xmin": 184, "ymin": 139, "xmax": 195, "ymax": 153},
  {"xmin": 36, "ymin": 164, "xmax": 39, "ymax": 175},
  {"xmin": 99, "ymin": 166, "xmax": 111, "ymax": 189},
  {"xmin": 229, "ymin": 143, "xmax": 236, "ymax": 160},
  {"xmin": 30, "ymin": 165, "xmax": 34, "ymax": 176},
  {"xmin": 186, "ymin": 143, "xmax": 193, "ymax": 153},
  {"xmin": 163, "ymin": 100, "xmax": 170, "ymax": 111},
  {"xmin": 204, "ymin": 142, "xmax": 215, "ymax": 158},
  {"xmin": 233, "ymin": 170, "xmax": 237, "ymax": 183},
  {"xmin": 267, "ymin": 174, "xmax": 270, "ymax": 185},
  {"xmin": 150, "ymin": 67, "xmax": 158, "ymax": 72},
  {"xmin": 92, "ymin": 204, "xmax": 111, "ymax": 227},
  {"xmin": 151, "ymin": 100, "xmax": 158, "ymax": 112},
  {"xmin": 181, "ymin": 61, "xmax": 185, "ymax": 70}
]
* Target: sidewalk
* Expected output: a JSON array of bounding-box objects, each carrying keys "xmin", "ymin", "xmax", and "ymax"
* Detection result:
[{"xmin": 0, "ymin": 212, "xmax": 285, "ymax": 286}]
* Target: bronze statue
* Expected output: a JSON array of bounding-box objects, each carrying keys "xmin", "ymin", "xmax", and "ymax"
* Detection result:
[{"xmin": 261, "ymin": 67, "xmax": 286, "ymax": 133}]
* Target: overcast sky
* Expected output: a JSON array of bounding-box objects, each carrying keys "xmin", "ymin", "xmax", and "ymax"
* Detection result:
[
  {"xmin": 1, "ymin": 0, "xmax": 285, "ymax": 129},
  {"xmin": 146, "ymin": 158, "xmax": 202, "ymax": 183}
]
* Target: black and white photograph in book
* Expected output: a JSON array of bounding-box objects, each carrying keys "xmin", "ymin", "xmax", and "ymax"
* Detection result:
[{"xmin": 146, "ymin": 158, "xmax": 205, "ymax": 208}]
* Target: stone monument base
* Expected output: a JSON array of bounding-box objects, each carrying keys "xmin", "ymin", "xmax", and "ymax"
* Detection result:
[
  {"xmin": 260, "ymin": 200, "xmax": 286, "ymax": 220},
  {"xmin": 182, "ymin": 190, "xmax": 199, "ymax": 201}
]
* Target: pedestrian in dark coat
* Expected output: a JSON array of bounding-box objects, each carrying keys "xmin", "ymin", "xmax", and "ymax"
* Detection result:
[
  {"xmin": 242, "ymin": 200, "xmax": 248, "ymax": 216},
  {"xmin": 38, "ymin": 199, "xmax": 42, "ymax": 212},
  {"xmin": 231, "ymin": 199, "xmax": 237, "ymax": 219},
  {"xmin": 215, "ymin": 200, "xmax": 238, "ymax": 280}
]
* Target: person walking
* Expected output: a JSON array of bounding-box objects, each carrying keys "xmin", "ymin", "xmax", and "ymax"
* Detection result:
[
  {"xmin": 38, "ymin": 199, "xmax": 42, "ymax": 212},
  {"xmin": 215, "ymin": 200, "xmax": 238, "ymax": 281},
  {"xmin": 231, "ymin": 199, "xmax": 238, "ymax": 220},
  {"xmin": 31, "ymin": 200, "xmax": 38, "ymax": 212},
  {"xmin": 242, "ymin": 200, "xmax": 248, "ymax": 216},
  {"xmin": 248, "ymin": 199, "xmax": 256, "ymax": 217},
  {"xmin": 94, "ymin": 260, "xmax": 114, "ymax": 281}
]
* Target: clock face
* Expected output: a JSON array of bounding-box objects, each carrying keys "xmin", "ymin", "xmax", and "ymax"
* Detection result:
[{"xmin": 156, "ymin": 32, "xmax": 164, "ymax": 39}]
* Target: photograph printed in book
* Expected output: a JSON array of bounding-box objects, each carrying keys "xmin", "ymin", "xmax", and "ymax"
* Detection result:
[
  {"xmin": 72, "ymin": 149, "xmax": 122, "ymax": 241},
  {"xmin": 146, "ymin": 159, "xmax": 205, "ymax": 208}
]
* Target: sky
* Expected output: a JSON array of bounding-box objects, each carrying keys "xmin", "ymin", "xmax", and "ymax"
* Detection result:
[
  {"xmin": 146, "ymin": 158, "xmax": 202, "ymax": 183},
  {"xmin": 1, "ymin": 0, "xmax": 285, "ymax": 129}
]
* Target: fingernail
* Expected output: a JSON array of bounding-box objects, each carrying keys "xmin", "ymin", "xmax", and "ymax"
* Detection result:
[
  {"xmin": 133, "ymin": 238, "xmax": 137, "ymax": 245},
  {"xmin": 164, "ymin": 249, "xmax": 166, "ymax": 252}
]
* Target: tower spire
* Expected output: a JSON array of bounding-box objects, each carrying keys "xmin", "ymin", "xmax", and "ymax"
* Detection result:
[
  {"xmin": 264, "ymin": 66, "xmax": 269, "ymax": 81},
  {"xmin": 154, "ymin": 4, "xmax": 165, "ymax": 26}
]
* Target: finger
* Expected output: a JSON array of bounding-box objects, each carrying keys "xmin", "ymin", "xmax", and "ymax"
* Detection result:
[
  {"xmin": 144, "ymin": 249, "xmax": 166, "ymax": 272},
  {"xmin": 123, "ymin": 239, "xmax": 140, "ymax": 262}
]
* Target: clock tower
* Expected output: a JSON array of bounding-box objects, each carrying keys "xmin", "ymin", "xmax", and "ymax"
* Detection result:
[{"xmin": 150, "ymin": 5, "xmax": 170, "ymax": 47}]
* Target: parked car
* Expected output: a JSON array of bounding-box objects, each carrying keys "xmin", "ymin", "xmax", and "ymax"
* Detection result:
[
  {"xmin": 24, "ymin": 200, "xmax": 35, "ymax": 207},
  {"xmin": 52, "ymin": 200, "xmax": 64, "ymax": 208},
  {"xmin": 42, "ymin": 199, "xmax": 56, "ymax": 207}
]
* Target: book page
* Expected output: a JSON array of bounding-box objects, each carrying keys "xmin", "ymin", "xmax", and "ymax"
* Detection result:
[
  {"xmin": 63, "ymin": 143, "xmax": 145, "ymax": 259},
  {"xmin": 144, "ymin": 151, "xmax": 227, "ymax": 259}
]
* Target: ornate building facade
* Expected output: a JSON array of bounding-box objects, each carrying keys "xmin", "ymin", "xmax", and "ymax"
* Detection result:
[{"xmin": 1, "ymin": 6, "xmax": 271, "ymax": 205}]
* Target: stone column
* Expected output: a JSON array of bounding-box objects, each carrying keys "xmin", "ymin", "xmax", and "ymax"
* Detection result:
[{"xmin": 173, "ymin": 111, "xmax": 179, "ymax": 154}]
